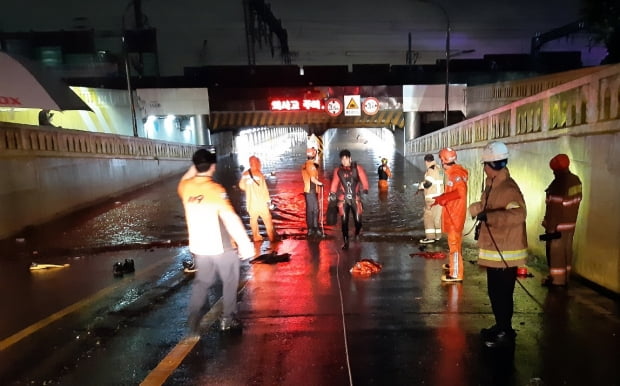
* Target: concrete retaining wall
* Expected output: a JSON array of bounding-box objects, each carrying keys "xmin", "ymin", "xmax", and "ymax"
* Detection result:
[
  {"xmin": 0, "ymin": 157, "xmax": 187, "ymax": 239},
  {"xmin": 407, "ymin": 132, "xmax": 620, "ymax": 294},
  {"xmin": 0, "ymin": 122, "xmax": 196, "ymax": 239},
  {"xmin": 405, "ymin": 63, "xmax": 620, "ymax": 294}
]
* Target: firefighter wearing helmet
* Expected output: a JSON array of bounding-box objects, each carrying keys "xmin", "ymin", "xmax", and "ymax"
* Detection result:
[
  {"xmin": 432, "ymin": 147, "xmax": 468, "ymax": 282},
  {"xmin": 468, "ymin": 141, "xmax": 527, "ymax": 348},
  {"xmin": 418, "ymin": 154, "xmax": 444, "ymax": 243},
  {"xmin": 377, "ymin": 157, "xmax": 392, "ymax": 194},
  {"xmin": 541, "ymin": 153, "xmax": 582, "ymax": 287},
  {"xmin": 301, "ymin": 148, "xmax": 324, "ymax": 237}
]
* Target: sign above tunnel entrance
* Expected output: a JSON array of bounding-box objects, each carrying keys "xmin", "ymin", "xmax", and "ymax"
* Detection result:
[
  {"xmin": 344, "ymin": 95, "xmax": 361, "ymax": 116},
  {"xmin": 270, "ymin": 98, "xmax": 323, "ymax": 111},
  {"xmin": 325, "ymin": 98, "xmax": 343, "ymax": 116},
  {"xmin": 362, "ymin": 97, "xmax": 380, "ymax": 115}
]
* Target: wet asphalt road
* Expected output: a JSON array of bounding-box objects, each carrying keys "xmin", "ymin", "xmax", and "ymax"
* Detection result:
[{"xmin": 0, "ymin": 129, "xmax": 619, "ymax": 386}]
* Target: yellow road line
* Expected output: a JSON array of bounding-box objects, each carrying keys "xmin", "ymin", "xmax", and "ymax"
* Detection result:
[
  {"xmin": 140, "ymin": 280, "xmax": 248, "ymax": 386},
  {"xmin": 0, "ymin": 256, "xmax": 175, "ymax": 351}
]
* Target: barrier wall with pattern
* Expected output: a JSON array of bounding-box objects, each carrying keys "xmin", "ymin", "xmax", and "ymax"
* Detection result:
[{"xmin": 405, "ymin": 63, "xmax": 620, "ymax": 294}]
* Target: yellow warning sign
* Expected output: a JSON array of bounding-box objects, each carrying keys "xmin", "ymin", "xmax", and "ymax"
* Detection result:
[{"xmin": 344, "ymin": 95, "xmax": 361, "ymax": 116}]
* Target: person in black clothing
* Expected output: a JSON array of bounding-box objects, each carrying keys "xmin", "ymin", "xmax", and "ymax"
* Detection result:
[
  {"xmin": 329, "ymin": 149, "xmax": 370, "ymax": 250},
  {"xmin": 377, "ymin": 157, "xmax": 392, "ymax": 200}
]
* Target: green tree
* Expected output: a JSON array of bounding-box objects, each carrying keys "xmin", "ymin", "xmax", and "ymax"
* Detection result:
[{"xmin": 582, "ymin": 0, "xmax": 620, "ymax": 63}]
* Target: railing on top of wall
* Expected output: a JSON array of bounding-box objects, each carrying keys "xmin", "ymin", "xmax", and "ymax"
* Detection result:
[
  {"xmin": 465, "ymin": 66, "xmax": 605, "ymax": 116},
  {"xmin": 0, "ymin": 122, "xmax": 196, "ymax": 160},
  {"xmin": 407, "ymin": 63, "xmax": 620, "ymax": 154}
]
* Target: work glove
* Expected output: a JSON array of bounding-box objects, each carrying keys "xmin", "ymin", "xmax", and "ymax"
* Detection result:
[
  {"xmin": 328, "ymin": 192, "xmax": 337, "ymax": 202},
  {"xmin": 476, "ymin": 212, "xmax": 488, "ymax": 222}
]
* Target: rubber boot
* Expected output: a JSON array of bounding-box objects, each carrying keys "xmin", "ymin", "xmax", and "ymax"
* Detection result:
[{"xmin": 342, "ymin": 236, "xmax": 349, "ymax": 250}]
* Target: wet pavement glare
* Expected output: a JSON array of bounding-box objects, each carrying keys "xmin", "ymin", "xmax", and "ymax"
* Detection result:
[{"xmin": 1, "ymin": 128, "xmax": 618, "ymax": 386}]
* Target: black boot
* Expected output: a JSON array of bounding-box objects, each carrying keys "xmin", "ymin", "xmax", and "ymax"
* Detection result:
[
  {"xmin": 342, "ymin": 236, "xmax": 349, "ymax": 250},
  {"xmin": 354, "ymin": 226, "xmax": 362, "ymax": 239},
  {"xmin": 483, "ymin": 329, "xmax": 516, "ymax": 348}
]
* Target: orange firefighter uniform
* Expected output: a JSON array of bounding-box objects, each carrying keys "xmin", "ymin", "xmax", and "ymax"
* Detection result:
[
  {"xmin": 542, "ymin": 154, "xmax": 582, "ymax": 286},
  {"xmin": 377, "ymin": 158, "xmax": 392, "ymax": 192},
  {"xmin": 239, "ymin": 156, "xmax": 276, "ymax": 242},
  {"xmin": 433, "ymin": 148, "xmax": 468, "ymax": 282}
]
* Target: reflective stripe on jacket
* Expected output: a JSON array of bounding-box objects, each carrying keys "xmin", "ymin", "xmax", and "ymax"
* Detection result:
[
  {"xmin": 423, "ymin": 161, "xmax": 443, "ymax": 199},
  {"xmin": 544, "ymin": 169, "xmax": 582, "ymax": 233},
  {"xmin": 476, "ymin": 167, "xmax": 528, "ymax": 268}
]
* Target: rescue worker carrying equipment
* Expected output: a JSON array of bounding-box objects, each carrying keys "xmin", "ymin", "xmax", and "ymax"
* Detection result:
[
  {"xmin": 301, "ymin": 148, "xmax": 324, "ymax": 237},
  {"xmin": 330, "ymin": 149, "xmax": 369, "ymax": 250},
  {"xmin": 377, "ymin": 157, "xmax": 392, "ymax": 193},
  {"xmin": 541, "ymin": 154, "xmax": 582, "ymax": 286},
  {"xmin": 468, "ymin": 141, "xmax": 527, "ymax": 348},
  {"xmin": 239, "ymin": 156, "xmax": 277, "ymax": 242},
  {"xmin": 419, "ymin": 154, "xmax": 443, "ymax": 243},
  {"xmin": 432, "ymin": 147, "xmax": 468, "ymax": 282}
]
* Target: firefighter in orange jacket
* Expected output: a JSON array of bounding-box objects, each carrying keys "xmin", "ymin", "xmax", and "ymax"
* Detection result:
[
  {"xmin": 432, "ymin": 147, "xmax": 469, "ymax": 282},
  {"xmin": 541, "ymin": 154, "xmax": 582, "ymax": 286},
  {"xmin": 301, "ymin": 148, "xmax": 324, "ymax": 237},
  {"xmin": 239, "ymin": 156, "xmax": 276, "ymax": 242}
]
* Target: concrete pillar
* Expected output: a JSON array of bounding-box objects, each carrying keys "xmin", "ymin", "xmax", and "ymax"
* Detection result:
[
  {"xmin": 404, "ymin": 111, "xmax": 422, "ymax": 141},
  {"xmin": 194, "ymin": 114, "xmax": 210, "ymax": 145},
  {"xmin": 394, "ymin": 126, "xmax": 405, "ymax": 154}
]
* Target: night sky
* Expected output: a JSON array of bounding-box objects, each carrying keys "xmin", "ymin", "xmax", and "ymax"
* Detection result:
[{"xmin": 2, "ymin": 0, "xmax": 608, "ymax": 75}]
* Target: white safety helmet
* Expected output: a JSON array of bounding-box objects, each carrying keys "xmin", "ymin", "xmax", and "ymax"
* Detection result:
[{"xmin": 481, "ymin": 141, "xmax": 509, "ymax": 162}]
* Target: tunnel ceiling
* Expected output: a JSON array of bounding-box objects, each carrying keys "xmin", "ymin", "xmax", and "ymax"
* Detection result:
[{"xmin": 209, "ymin": 110, "xmax": 404, "ymax": 132}]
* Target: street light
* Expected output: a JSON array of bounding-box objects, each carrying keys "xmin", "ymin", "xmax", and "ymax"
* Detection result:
[
  {"xmin": 122, "ymin": 9, "xmax": 139, "ymax": 137},
  {"xmin": 418, "ymin": 0, "xmax": 450, "ymax": 128}
]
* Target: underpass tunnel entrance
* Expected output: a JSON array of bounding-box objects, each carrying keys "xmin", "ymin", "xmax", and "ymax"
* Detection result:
[{"xmin": 229, "ymin": 126, "xmax": 426, "ymax": 240}]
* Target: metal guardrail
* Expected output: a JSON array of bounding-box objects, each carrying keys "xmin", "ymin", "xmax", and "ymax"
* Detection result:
[
  {"xmin": 0, "ymin": 122, "xmax": 196, "ymax": 159},
  {"xmin": 407, "ymin": 63, "xmax": 620, "ymax": 154}
]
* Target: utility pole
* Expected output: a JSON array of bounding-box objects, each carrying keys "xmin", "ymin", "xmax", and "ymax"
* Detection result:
[{"xmin": 122, "ymin": 0, "xmax": 140, "ymax": 137}]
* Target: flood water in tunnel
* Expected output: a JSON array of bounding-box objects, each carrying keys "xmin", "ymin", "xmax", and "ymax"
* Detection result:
[
  {"xmin": 233, "ymin": 128, "xmax": 427, "ymax": 243},
  {"xmin": 1, "ymin": 127, "xmax": 428, "ymax": 259}
]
